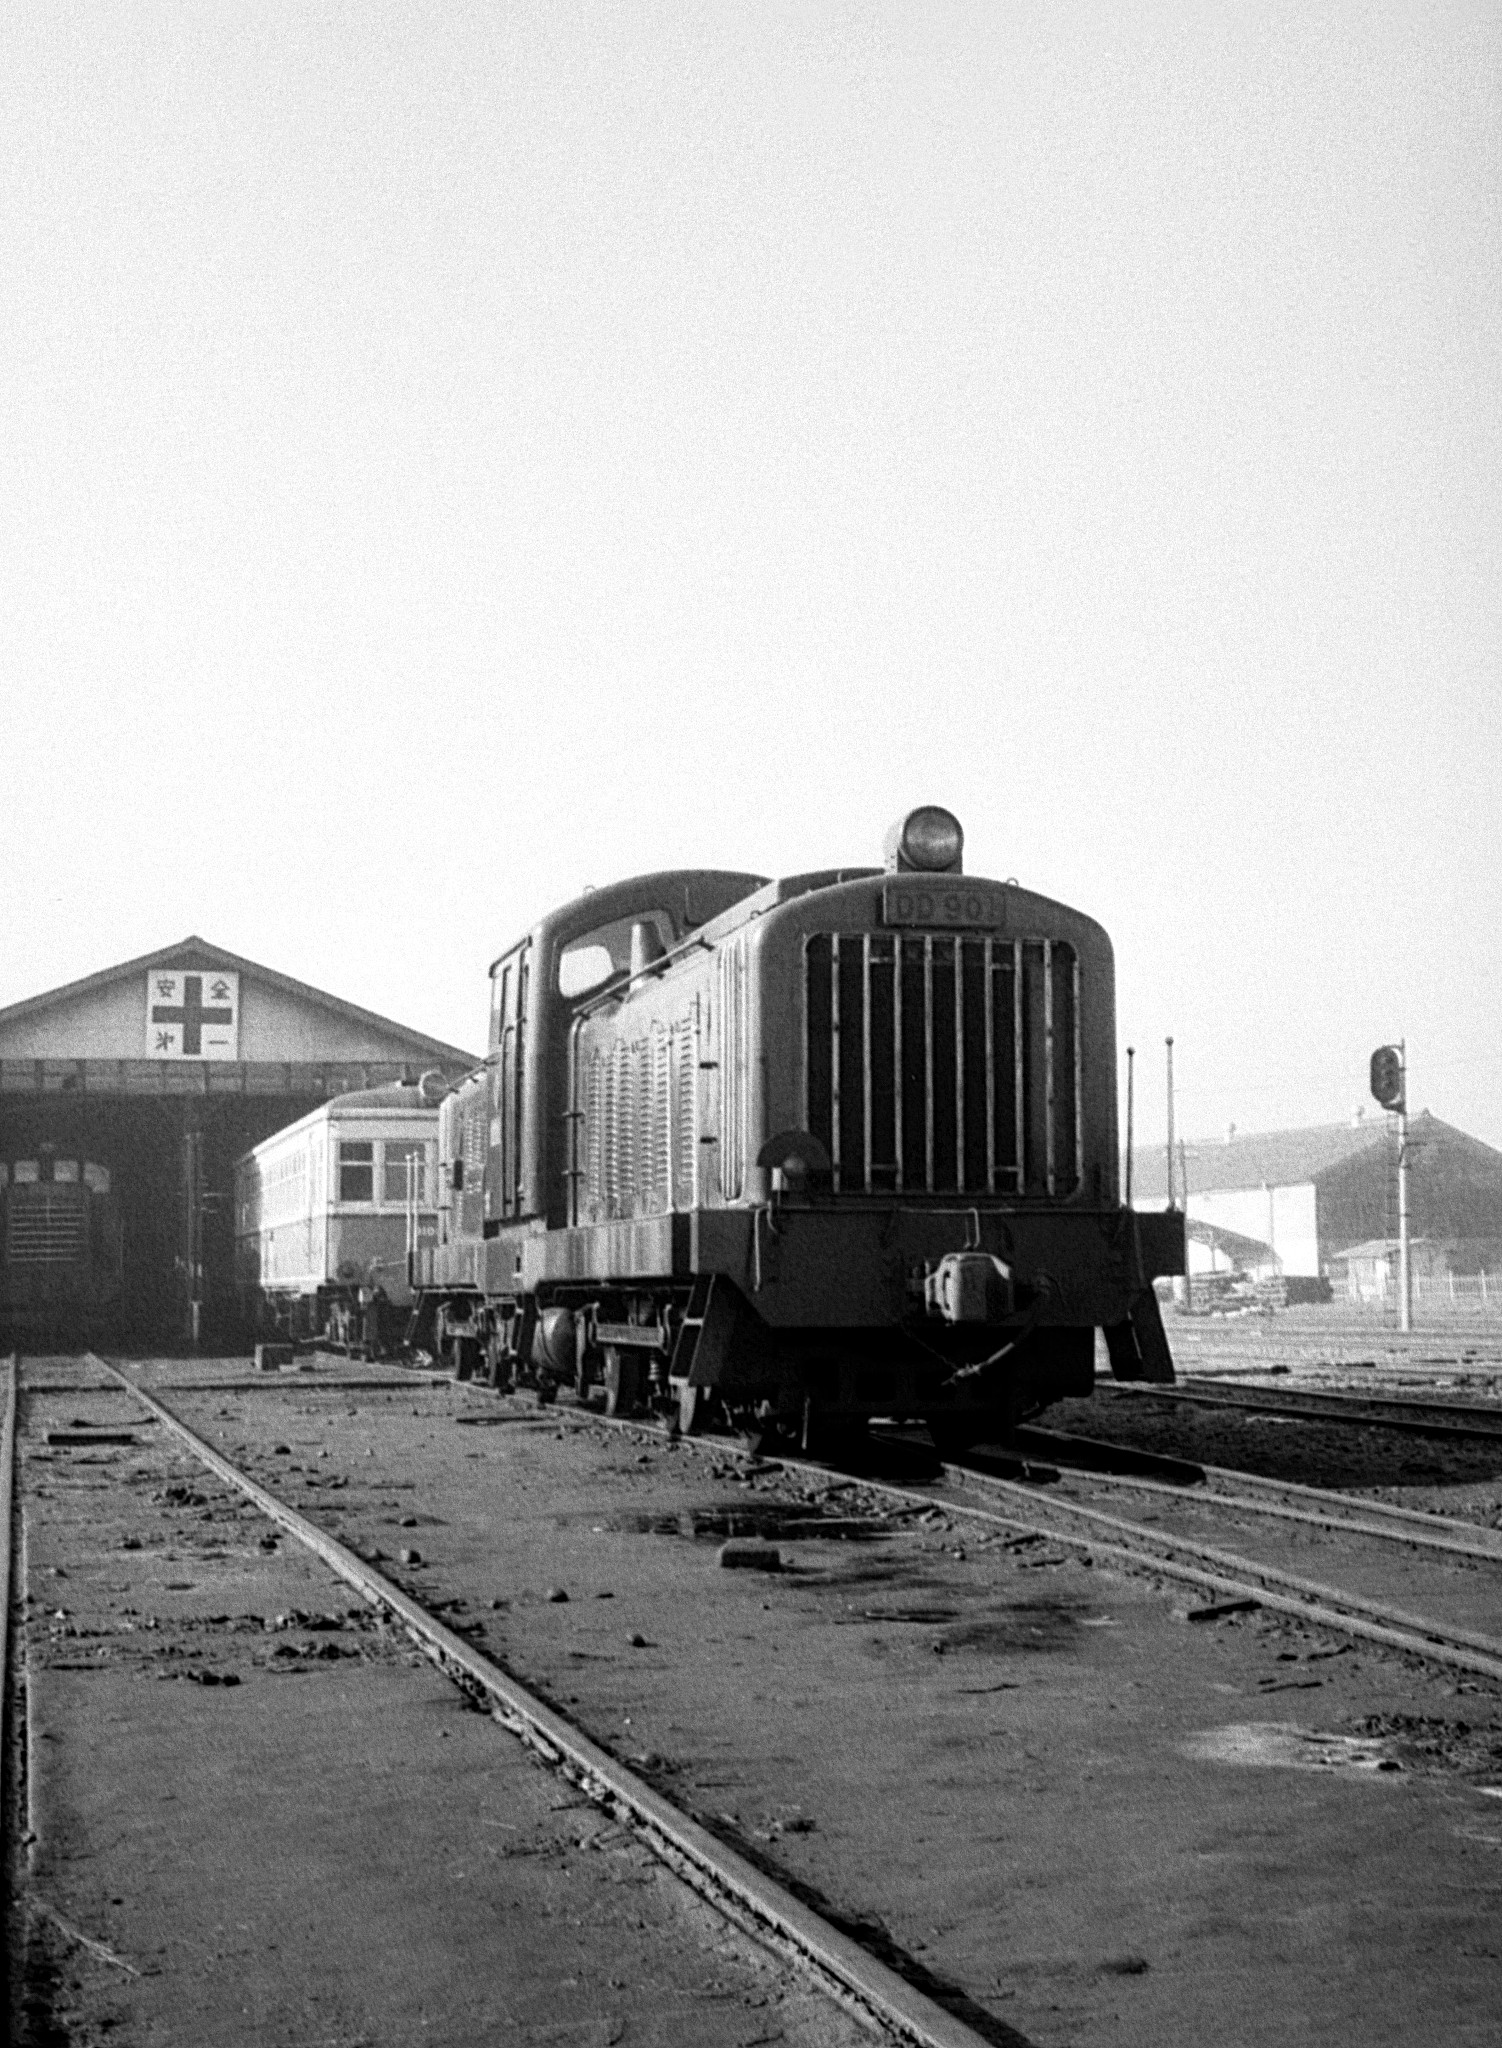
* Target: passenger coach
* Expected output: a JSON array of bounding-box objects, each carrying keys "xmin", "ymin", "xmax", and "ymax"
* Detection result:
[
  {"xmin": 413, "ymin": 808, "xmax": 1182, "ymax": 1447},
  {"xmin": 235, "ymin": 1082, "xmax": 441, "ymax": 1347}
]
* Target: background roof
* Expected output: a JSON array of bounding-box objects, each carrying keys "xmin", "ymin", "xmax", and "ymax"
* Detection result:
[{"xmin": 1133, "ymin": 1115, "xmax": 1400, "ymax": 1197}]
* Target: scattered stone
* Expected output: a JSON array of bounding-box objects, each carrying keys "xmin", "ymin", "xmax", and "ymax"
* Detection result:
[
  {"xmin": 399, "ymin": 1515, "xmax": 419, "ymax": 1527},
  {"xmin": 257, "ymin": 1535, "xmax": 279, "ymax": 1552},
  {"xmin": 120, "ymin": 1536, "xmax": 142, "ymax": 1551},
  {"xmin": 399, "ymin": 1548, "xmax": 423, "ymax": 1566},
  {"xmin": 716, "ymin": 1540, "xmax": 783, "ymax": 1572},
  {"xmin": 158, "ymin": 1485, "xmax": 207, "ymax": 1508},
  {"xmin": 1187, "ymin": 1598, "xmax": 1261, "ymax": 1624},
  {"xmin": 544, "ymin": 1587, "xmax": 569, "ymax": 1603},
  {"xmin": 272, "ymin": 1444, "xmax": 291, "ymax": 1456},
  {"xmin": 627, "ymin": 1631, "xmax": 649, "ymax": 1647}
]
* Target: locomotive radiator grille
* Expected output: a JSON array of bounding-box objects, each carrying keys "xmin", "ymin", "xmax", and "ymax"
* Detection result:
[
  {"xmin": 803, "ymin": 933, "xmax": 1081, "ymax": 1197},
  {"xmin": 581, "ymin": 1012, "xmax": 700, "ymax": 1221},
  {"xmin": 5, "ymin": 1190, "xmax": 88, "ymax": 1266}
]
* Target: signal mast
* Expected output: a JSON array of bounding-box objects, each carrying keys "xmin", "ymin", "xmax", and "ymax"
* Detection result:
[{"xmin": 1369, "ymin": 1042, "xmax": 1409, "ymax": 1332}]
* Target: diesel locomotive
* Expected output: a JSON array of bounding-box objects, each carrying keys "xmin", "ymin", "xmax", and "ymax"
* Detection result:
[
  {"xmin": 1, "ymin": 1149, "xmax": 123, "ymax": 1343},
  {"xmin": 412, "ymin": 807, "xmax": 1182, "ymax": 1447}
]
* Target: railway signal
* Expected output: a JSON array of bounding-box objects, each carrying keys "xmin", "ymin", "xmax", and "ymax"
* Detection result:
[
  {"xmin": 1370, "ymin": 1044, "xmax": 1405, "ymax": 1112},
  {"xmin": 1369, "ymin": 1042, "xmax": 1411, "ymax": 1332}
]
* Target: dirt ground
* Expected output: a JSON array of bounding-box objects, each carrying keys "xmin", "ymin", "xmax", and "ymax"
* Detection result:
[
  {"xmin": 13, "ymin": 1353, "xmax": 1498, "ymax": 2048},
  {"xmin": 7, "ymin": 1359, "xmax": 874, "ymax": 2048}
]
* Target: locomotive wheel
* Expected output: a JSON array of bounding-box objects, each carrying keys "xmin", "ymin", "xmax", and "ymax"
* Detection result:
[{"xmin": 603, "ymin": 1346, "xmax": 643, "ymax": 1418}]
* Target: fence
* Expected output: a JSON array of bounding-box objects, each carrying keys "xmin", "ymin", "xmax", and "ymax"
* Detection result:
[{"xmin": 1338, "ymin": 1271, "xmax": 1501, "ymax": 1314}]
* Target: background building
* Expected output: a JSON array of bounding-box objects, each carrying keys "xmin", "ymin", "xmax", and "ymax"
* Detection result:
[
  {"xmin": 0, "ymin": 937, "xmax": 475, "ymax": 1346},
  {"xmin": 1129, "ymin": 1112, "xmax": 1502, "ymax": 1287}
]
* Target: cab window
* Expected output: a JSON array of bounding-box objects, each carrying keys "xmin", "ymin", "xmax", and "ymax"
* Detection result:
[
  {"xmin": 490, "ymin": 964, "xmax": 510, "ymax": 1047},
  {"xmin": 557, "ymin": 910, "xmax": 674, "ymax": 997}
]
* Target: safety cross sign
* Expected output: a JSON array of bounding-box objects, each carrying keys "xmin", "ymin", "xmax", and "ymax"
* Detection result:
[{"xmin": 145, "ymin": 971, "xmax": 240, "ymax": 1059}]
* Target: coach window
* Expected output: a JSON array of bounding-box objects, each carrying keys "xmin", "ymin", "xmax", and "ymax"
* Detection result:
[
  {"xmin": 558, "ymin": 910, "xmax": 674, "ymax": 998},
  {"xmin": 53, "ymin": 1159, "xmax": 79, "ymax": 1184},
  {"xmin": 338, "ymin": 1141, "xmax": 374, "ymax": 1203},
  {"xmin": 84, "ymin": 1163, "xmax": 110, "ymax": 1194},
  {"xmin": 13, "ymin": 1160, "xmax": 38, "ymax": 1185},
  {"xmin": 383, "ymin": 1140, "xmax": 426, "ymax": 1204}
]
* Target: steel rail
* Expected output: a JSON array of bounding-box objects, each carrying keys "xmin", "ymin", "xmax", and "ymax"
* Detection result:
[
  {"xmin": 934, "ymin": 1460, "xmax": 1502, "ymax": 1674},
  {"xmin": 80, "ymin": 1359, "xmax": 990, "ymax": 2048},
  {"xmin": 1106, "ymin": 1378, "xmax": 1502, "ymax": 1441},
  {"xmin": 575, "ymin": 1407, "xmax": 1502, "ymax": 1683},
  {"xmin": 1023, "ymin": 1457, "xmax": 1502, "ymax": 1567},
  {"xmin": 22, "ymin": 1377, "xmax": 449, "ymax": 1397}
]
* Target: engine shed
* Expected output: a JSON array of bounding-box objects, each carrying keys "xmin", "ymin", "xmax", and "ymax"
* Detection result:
[{"xmin": 0, "ymin": 936, "xmax": 475, "ymax": 1348}]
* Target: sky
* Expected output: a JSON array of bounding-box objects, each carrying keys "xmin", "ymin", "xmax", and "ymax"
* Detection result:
[{"xmin": 3, "ymin": 4, "xmax": 1499, "ymax": 1147}]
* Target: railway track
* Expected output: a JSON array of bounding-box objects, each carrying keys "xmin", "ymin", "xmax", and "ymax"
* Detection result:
[
  {"xmin": 1010, "ymin": 1429, "xmax": 1502, "ymax": 1566},
  {"xmin": 931, "ymin": 1460, "xmax": 1502, "ymax": 1681},
  {"xmin": 1104, "ymin": 1375, "xmax": 1502, "ymax": 1440},
  {"xmin": 12, "ymin": 1349, "xmax": 1502, "ymax": 2047},
  {"xmin": 556, "ymin": 1403, "xmax": 1502, "ymax": 1685},
  {"xmin": 25, "ymin": 1356, "xmax": 989, "ymax": 2048}
]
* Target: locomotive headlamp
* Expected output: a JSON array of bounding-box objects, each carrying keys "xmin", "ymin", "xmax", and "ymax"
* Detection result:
[{"xmin": 884, "ymin": 806, "xmax": 964, "ymax": 875}]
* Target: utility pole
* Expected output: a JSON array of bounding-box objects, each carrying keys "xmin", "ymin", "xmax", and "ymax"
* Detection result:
[
  {"xmin": 1180, "ymin": 1138, "xmax": 1192, "ymax": 1312},
  {"xmin": 1165, "ymin": 1036, "xmax": 1181, "ymax": 1309},
  {"xmin": 1125, "ymin": 1047, "xmax": 1135, "ymax": 1208}
]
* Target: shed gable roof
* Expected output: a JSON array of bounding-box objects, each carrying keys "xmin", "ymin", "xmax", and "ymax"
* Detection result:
[
  {"xmin": 0, "ymin": 936, "xmax": 476, "ymax": 1067},
  {"xmin": 1134, "ymin": 1111, "xmax": 1502, "ymax": 1199},
  {"xmin": 1133, "ymin": 1116, "xmax": 1395, "ymax": 1197}
]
